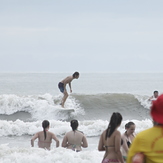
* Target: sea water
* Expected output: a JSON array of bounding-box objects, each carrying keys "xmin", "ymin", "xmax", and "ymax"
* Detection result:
[{"xmin": 0, "ymin": 73, "xmax": 162, "ymax": 163}]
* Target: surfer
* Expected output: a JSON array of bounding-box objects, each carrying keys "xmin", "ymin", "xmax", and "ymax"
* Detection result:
[
  {"xmin": 127, "ymin": 94, "xmax": 163, "ymax": 163},
  {"xmin": 148, "ymin": 90, "xmax": 159, "ymax": 101},
  {"xmin": 62, "ymin": 119, "xmax": 88, "ymax": 152},
  {"xmin": 31, "ymin": 120, "xmax": 59, "ymax": 150},
  {"xmin": 58, "ymin": 72, "xmax": 79, "ymax": 108}
]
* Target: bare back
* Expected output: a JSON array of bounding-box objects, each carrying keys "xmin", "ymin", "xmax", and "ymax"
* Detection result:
[
  {"xmin": 31, "ymin": 131, "xmax": 59, "ymax": 150},
  {"xmin": 61, "ymin": 76, "xmax": 73, "ymax": 86},
  {"xmin": 98, "ymin": 129, "xmax": 123, "ymax": 162},
  {"xmin": 62, "ymin": 130, "xmax": 88, "ymax": 151}
]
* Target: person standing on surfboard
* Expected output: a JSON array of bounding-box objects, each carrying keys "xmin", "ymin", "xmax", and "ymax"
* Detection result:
[{"xmin": 58, "ymin": 72, "xmax": 79, "ymax": 108}]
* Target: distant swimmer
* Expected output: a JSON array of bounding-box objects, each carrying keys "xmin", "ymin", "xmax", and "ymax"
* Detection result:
[
  {"xmin": 148, "ymin": 90, "xmax": 159, "ymax": 101},
  {"xmin": 58, "ymin": 72, "xmax": 79, "ymax": 108}
]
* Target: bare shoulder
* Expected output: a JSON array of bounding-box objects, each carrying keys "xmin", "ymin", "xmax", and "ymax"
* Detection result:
[
  {"xmin": 62, "ymin": 76, "xmax": 73, "ymax": 83},
  {"xmin": 114, "ymin": 130, "xmax": 121, "ymax": 136},
  {"xmin": 47, "ymin": 131, "xmax": 55, "ymax": 135}
]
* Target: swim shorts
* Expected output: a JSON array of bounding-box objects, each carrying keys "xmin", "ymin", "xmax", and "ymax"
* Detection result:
[{"xmin": 58, "ymin": 82, "xmax": 64, "ymax": 93}]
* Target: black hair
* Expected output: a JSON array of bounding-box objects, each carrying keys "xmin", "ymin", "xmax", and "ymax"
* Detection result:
[
  {"xmin": 73, "ymin": 72, "xmax": 79, "ymax": 78},
  {"xmin": 42, "ymin": 120, "xmax": 50, "ymax": 140},
  {"xmin": 105, "ymin": 112, "xmax": 122, "ymax": 140},
  {"xmin": 125, "ymin": 121, "xmax": 135, "ymax": 129},
  {"xmin": 70, "ymin": 119, "xmax": 78, "ymax": 131},
  {"xmin": 154, "ymin": 90, "xmax": 158, "ymax": 94}
]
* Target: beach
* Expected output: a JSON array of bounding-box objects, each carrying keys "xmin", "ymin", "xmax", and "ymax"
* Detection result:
[{"xmin": 0, "ymin": 72, "xmax": 162, "ymax": 163}]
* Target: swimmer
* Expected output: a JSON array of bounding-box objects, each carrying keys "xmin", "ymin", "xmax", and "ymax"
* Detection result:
[
  {"xmin": 98, "ymin": 112, "xmax": 124, "ymax": 163},
  {"xmin": 62, "ymin": 119, "xmax": 88, "ymax": 152},
  {"xmin": 121, "ymin": 122, "xmax": 136, "ymax": 161},
  {"xmin": 31, "ymin": 120, "xmax": 59, "ymax": 150}
]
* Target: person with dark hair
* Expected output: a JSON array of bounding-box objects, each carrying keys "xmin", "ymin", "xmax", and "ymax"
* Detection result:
[
  {"xmin": 58, "ymin": 72, "xmax": 79, "ymax": 108},
  {"xmin": 62, "ymin": 119, "xmax": 88, "ymax": 152},
  {"xmin": 127, "ymin": 94, "xmax": 163, "ymax": 163},
  {"xmin": 148, "ymin": 90, "xmax": 159, "ymax": 101},
  {"xmin": 98, "ymin": 112, "xmax": 124, "ymax": 163},
  {"xmin": 31, "ymin": 120, "xmax": 59, "ymax": 150},
  {"xmin": 121, "ymin": 122, "xmax": 135, "ymax": 161}
]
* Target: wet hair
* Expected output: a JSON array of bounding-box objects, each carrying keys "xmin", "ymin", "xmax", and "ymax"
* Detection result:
[
  {"xmin": 73, "ymin": 72, "xmax": 79, "ymax": 78},
  {"xmin": 42, "ymin": 120, "xmax": 50, "ymax": 140},
  {"xmin": 154, "ymin": 90, "xmax": 158, "ymax": 94},
  {"xmin": 105, "ymin": 112, "xmax": 122, "ymax": 140},
  {"xmin": 70, "ymin": 119, "xmax": 79, "ymax": 131},
  {"xmin": 125, "ymin": 121, "xmax": 135, "ymax": 130}
]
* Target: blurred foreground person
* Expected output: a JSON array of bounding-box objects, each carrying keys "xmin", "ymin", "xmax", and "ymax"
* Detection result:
[{"xmin": 127, "ymin": 94, "xmax": 163, "ymax": 163}]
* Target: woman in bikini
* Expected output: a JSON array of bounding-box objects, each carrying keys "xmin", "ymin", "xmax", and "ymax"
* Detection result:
[
  {"xmin": 98, "ymin": 112, "xmax": 124, "ymax": 163},
  {"xmin": 62, "ymin": 119, "xmax": 88, "ymax": 152},
  {"xmin": 31, "ymin": 120, "xmax": 59, "ymax": 150},
  {"xmin": 121, "ymin": 122, "xmax": 135, "ymax": 161}
]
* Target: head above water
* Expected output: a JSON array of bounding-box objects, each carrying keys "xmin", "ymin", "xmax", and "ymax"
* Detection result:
[
  {"xmin": 125, "ymin": 121, "xmax": 135, "ymax": 135},
  {"xmin": 42, "ymin": 120, "xmax": 50, "ymax": 140},
  {"xmin": 151, "ymin": 94, "xmax": 163, "ymax": 124},
  {"xmin": 70, "ymin": 119, "xmax": 79, "ymax": 131},
  {"xmin": 73, "ymin": 72, "xmax": 79, "ymax": 79},
  {"xmin": 125, "ymin": 122, "xmax": 135, "ymax": 129},
  {"xmin": 105, "ymin": 112, "xmax": 122, "ymax": 139},
  {"xmin": 153, "ymin": 90, "xmax": 159, "ymax": 98}
]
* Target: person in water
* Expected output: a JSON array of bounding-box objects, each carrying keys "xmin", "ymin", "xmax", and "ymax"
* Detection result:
[
  {"xmin": 148, "ymin": 90, "xmax": 159, "ymax": 101},
  {"xmin": 98, "ymin": 112, "xmax": 124, "ymax": 163},
  {"xmin": 62, "ymin": 119, "xmax": 88, "ymax": 152},
  {"xmin": 58, "ymin": 72, "xmax": 79, "ymax": 108},
  {"xmin": 31, "ymin": 120, "xmax": 59, "ymax": 150},
  {"xmin": 127, "ymin": 94, "xmax": 163, "ymax": 163},
  {"xmin": 121, "ymin": 122, "xmax": 135, "ymax": 161}
]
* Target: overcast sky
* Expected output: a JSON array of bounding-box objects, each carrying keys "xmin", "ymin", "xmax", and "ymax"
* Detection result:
[{"xmin": 0, "ymin": 0, "xmax": 163, "ymax": 73}]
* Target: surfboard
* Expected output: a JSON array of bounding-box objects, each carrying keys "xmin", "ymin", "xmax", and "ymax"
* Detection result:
[
  {"xmin": 61, "ymin": 108, "xmax": 75, "ymax": 112},
  {"xmin": 55, "ymin": 107, "xmax": 75, "ymax": 112}
]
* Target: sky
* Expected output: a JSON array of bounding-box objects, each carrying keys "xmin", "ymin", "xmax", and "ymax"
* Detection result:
[{"xmin": 0, "ymin": 0, "xmax": 163, "ymax": 73}]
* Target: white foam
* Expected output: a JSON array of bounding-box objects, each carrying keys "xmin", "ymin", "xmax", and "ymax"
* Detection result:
[
  {"xmin": 0, "ymin": 119, "xmax": 153, "ymax": 137},
  {"xmin": 0, "ymin": 144, "xmax": 103, "ymax": 163},
  {"xmin": 0, "ymin": 94, "xmax": 84, "ymax": 120},
  {"xmin": 135, "ymin": 94, "xmax": 152, "ymax": 109}
]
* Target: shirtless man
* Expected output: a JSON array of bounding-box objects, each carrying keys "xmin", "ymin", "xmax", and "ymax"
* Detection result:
[
  {"xmin": 58, "ymin": 72, "xmax": 79, "ymax": 108},
  {"xmin": 149, "ymin": 90, "xmax": 159, "ymax": 101}
]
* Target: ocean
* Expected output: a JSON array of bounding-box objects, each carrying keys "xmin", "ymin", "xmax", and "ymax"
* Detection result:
[{"xmin": 0, "ymin": 72, "xmax": 162, "ymax": 163}]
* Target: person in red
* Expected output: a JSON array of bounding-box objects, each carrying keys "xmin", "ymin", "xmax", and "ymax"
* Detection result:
[{"xmin": 127, "ymin": 94, "xmax": 163, "ymax": 163}]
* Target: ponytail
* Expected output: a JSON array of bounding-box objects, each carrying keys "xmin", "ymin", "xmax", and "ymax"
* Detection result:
[
  {"xmin": 70, "ymin": 119, "xmax": 78, "ymax": 131},
  {"xmin": 42, "ymin": 120, "xmax": 50, "ymax": 140},
  {"xmin": 105, "ymin": 112, "xmax": 122, "ymax": 140}
]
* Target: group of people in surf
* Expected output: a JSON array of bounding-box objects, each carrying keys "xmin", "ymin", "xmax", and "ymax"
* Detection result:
[
  {"xmin": 31, "ymin": 119, "xmax": 88, "ymax": 151},
  {"xmin": 30, "ymin": 115, "xmax": 135, "ymax": 163},
  {"xmin": 31, "ymin": 72, "xmax": 163, "ymax": 163}
]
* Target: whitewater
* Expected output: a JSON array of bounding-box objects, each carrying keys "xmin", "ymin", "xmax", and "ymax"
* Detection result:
[{"xmin": 0, "ymin": 73, "xmax": 162, "ymax": 163}]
